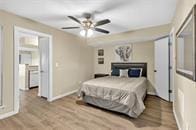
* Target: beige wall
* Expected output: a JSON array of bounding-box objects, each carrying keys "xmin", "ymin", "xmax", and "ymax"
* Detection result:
[
  {"xmin": 94, "ymin": 41, "xmax": 155, "ymax": 93},
  {"xmin": 172, "ymin": 0, "xmax": 196, "ymax": 130},
  {"xmin": 0, "ymin": 10, "xmax": 94, "ymax": 115}
]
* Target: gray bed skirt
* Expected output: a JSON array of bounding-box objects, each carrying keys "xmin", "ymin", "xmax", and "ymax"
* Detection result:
[{"xmin": 83, "ymin": 93, "xmax": 146, "ymax": 118}]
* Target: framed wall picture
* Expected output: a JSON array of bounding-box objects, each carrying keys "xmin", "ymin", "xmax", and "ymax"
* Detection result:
[
  {"xmin": 115, "ymin": 44, "xmax": 133, "ymax": 62},
  {"xmin": 98, "ymin": 49, "xmax": 104, "ymax": 56},
  {"xmin": 98, "ymin": 58, "xmax": 104, "ymax": 64}
]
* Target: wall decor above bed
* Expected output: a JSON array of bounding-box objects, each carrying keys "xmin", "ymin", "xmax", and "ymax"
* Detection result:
[
  {"xmin": 98, "ymin": 58, "xmax": 104, "ymax": 64},
  {"xmin": 115, "ymin": 44, "xmax": 132, "ymax": 62},
  {"xmin": 98, "ymin": 49, "xmax": 104, "ymax": 56}
]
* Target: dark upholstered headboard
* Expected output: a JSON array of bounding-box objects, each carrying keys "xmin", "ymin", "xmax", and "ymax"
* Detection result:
[{"xmin": 111, "ymin": 62, "xmax": 147, "ymax": 77}]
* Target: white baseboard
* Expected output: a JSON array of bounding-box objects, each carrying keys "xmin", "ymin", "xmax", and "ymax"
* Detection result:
[
  {"xmin": 49, "ymin": 89, "xmax": 78, "ymax": 102},
  {"xmin": 19, "ymin": 88, "xmax": 29, "ymax": 91},
  {"xmin": 173, "ymin": 107, "xmax": 182, "ymax": 130},
  {"xmin": 147, "ymin": 91, "xmax": 156, "ymax": 95},
  {"xmin": 0, "ymin": 110, "xmax": 18, "ymax": 120}
]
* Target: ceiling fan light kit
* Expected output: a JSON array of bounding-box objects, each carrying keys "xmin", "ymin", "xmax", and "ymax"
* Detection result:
[
  {"xmin": 62, "ymin": 14, "xmax": 111, "ymax": 37},
  {"xmin": 80, "ymin": 29, "xmax": 93, "ymax": 37}
]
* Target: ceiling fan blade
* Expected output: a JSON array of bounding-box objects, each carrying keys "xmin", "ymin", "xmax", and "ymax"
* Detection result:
[
  {"xmin": 95, "ymin": 28, "xmax": 110, "ymax": 34},
  {"xmin": 95, "ymin": 19, "xmax": 111, "ymax": 26},
  {"xmin": 61, "ymin": 27, "xmax": 80, "ymax": 29},
  {"xmin": 68, "ymin": 16, "xmax": 81, "ymax": 24}
]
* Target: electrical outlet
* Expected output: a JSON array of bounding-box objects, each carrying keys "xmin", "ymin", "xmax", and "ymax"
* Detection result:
[{"xmin": 55, "ymin": 62, "xmax": 59, "ymax": 67}]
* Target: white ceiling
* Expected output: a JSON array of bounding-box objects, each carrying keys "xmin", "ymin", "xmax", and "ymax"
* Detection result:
[{"xmin": 0, "ymin": 0, "xmax": 177, "ymax": 37}]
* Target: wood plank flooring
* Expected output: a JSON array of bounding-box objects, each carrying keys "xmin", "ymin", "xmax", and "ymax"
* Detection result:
[{"xmin": 0, "ymin": 88, "xmax": 177, "ymax": 130}]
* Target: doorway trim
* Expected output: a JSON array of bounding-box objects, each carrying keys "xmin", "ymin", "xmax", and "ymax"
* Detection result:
[
  {"xmin": 14, "ymin": 26, "xmax": 53, "ymax": 113},
  {"xmin": 169, "ymin": 27, "xmax": 175, "ymax": 102}
]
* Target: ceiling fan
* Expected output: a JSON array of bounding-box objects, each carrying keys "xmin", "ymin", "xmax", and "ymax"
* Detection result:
[{"xmin": 61, "ymin": 13, "xmax": 111, "ymax": 37}]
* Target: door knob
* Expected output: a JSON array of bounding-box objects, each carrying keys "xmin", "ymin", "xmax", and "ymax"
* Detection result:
[
  {"xmin": 154, "ymin": 70, "xmax": 157, "ymax": 72},
  {"xmin": 40, "ymin": 70, "xmax": 44, "ymax": 73}
]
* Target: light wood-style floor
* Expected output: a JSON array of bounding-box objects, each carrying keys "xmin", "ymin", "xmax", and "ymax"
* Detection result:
[{"xmin": 0, "ymin": 88, "xmax": 177, "ymax": 130}]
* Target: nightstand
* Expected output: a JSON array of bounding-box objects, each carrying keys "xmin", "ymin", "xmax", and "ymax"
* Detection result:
[{"xmin": 94, "ymin": 73, "xmax": 109, "ymax": 78}]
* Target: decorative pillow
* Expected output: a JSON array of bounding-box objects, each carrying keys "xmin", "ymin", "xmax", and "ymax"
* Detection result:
[
  {"xmin": 120, "ymin": 69, "xmax": 128, "ymax": 77},
  {"xmin": 111, "ymin": 68, "xmax": 120, "ymax": 76},
  {"xmin": 128, "ymin": 68, "xmax": 143, "ymax": 77}
]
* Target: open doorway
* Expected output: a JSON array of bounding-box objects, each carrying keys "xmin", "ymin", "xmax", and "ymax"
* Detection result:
[
  {"xmin": 19, "ymin": 33, "xmax": 39, "ymax": 91},
  {"xmin": 14, "ymin": 27, "xmax": 53, "ymax": 113}
]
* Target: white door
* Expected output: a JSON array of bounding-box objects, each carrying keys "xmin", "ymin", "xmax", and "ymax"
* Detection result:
[
  {"xmin": 154, "ymin": 37, "xmax": 169, "ymax": 101},
  {"xmin": 39, "ymin": 37, "xmax": 49, "ymax": 98}
]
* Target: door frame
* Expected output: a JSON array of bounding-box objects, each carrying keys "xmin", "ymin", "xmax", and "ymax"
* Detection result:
[
  {"xmin": 14, "ymin": 26, "xmax": 53, "ymax": 113},
  {"xmin": 169, "ymin": 27, "xmax": 175, "ymax": 102}
]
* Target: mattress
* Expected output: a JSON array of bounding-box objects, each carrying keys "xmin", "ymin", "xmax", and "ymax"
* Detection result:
[{"xmin": 78, "ymin": 76, "xmax": 147, "ymax": 118}]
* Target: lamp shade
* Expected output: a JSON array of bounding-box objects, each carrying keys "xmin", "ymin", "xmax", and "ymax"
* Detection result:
[{"xmin": 80, "ymin": 29, "xmax": 93, "ymax": 37}]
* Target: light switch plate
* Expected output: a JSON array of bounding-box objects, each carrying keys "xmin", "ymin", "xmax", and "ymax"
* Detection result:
[{"xmin": 55, "ymin": 62, "xmax": 59, "ymax": 67}]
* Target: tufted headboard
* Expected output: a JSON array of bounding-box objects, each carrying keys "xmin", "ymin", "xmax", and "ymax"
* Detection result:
[{"xmin": 111, "ymin": 62, "xmax": 147, "ymax": 77}]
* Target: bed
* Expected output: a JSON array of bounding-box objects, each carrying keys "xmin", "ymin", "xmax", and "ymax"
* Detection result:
[{"xmin": 78, "ymin": 63, "xmax": 147, "ymax": 118}]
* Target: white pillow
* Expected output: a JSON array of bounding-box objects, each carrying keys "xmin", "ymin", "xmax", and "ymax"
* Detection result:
[{"xmin": 120, "ymin": 69, "xmax": 128, "ymax": 77}]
